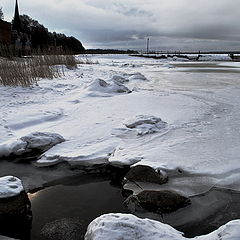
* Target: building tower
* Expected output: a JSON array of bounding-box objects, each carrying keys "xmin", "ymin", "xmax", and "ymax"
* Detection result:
[{"xmin": 12, "ymin": 0, "xmax": 21, "ymax": 32}]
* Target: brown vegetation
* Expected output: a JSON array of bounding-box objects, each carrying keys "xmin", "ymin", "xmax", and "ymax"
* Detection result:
[{"xmin": 0, "ymin": 54, "xmax": 79, "ymax": 87}]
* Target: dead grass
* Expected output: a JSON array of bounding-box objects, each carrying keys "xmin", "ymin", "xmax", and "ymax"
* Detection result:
[{"xmin": 0, "ymin": 55, "xmax": 79, "ymax": 87}]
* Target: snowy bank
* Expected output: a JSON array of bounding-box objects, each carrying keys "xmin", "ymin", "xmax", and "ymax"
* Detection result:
[
  {"xmin": 85, "ymin": 213, "xmax": 240, "ymax": 240},
  {"xmin": 1, "ymin": 54, "xmax": 240, "ymax": 193}
]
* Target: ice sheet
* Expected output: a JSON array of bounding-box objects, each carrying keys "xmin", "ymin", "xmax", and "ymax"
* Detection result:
[{"xmin": 1, "ymin": 55, "xmax": 240, "ymax": 194}]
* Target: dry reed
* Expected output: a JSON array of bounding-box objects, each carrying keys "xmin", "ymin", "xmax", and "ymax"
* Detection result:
[{"xmin": 0, "ymin": 55, "xmax": 79, "ymax": 87}]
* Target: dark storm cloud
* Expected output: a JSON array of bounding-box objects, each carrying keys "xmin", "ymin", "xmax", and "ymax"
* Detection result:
[{"xmin": 1, "ymin": 0, "xmax": 240, "ymax": 50}]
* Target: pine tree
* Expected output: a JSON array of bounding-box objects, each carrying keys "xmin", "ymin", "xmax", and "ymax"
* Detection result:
[{"xmin": 0, "ymin": 7, "xmax": 4, "ymax": 20}]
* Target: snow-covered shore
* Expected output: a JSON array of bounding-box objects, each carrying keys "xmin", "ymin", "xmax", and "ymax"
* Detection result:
[
  {"xmin": 1, "ymin": 54, "xmax": 240, "ymax": 238},
  {"xmin": 1, "ymin": 55, "xmax": 240, "ymax": 191}
]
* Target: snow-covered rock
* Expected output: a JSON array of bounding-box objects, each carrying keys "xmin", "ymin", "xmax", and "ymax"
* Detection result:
[
  {"xmin": 124, "ymin": 165, "xmax": 167, "ymax": 185},
  {"xmin": 112, "ymin": 75, "xmax": 129, "ymax": 84},
  {"xmin": 124, "ymin": 115, "xmax": 167, "ymax": 135},
  {"xmin": 0, "ymin": 132, "xmax": 65, "ymax": 159},
  {"xmin": 85, "ymin": 213, "xmax": 240, "ymax": 240},
  {"xmin": 87, "ymin": 79, "xmax": 131, "ymax": 95},
  {"xmin": 0, "ymin": 176, "xmax": 23, "ymax": 199},
  {"xmin": 84, "ymin": 213, "xmax": 184, "ymax": 240},
  {"xmin": 128, "ymin": 72, "xmax": 147, "ymax": 81},
  {"xmin": 0, "ymin": 176, "xmax": 31, "ymax": 240}
]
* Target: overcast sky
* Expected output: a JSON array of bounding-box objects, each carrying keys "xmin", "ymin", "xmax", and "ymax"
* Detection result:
[{"xmin": 1, "ymin": 0, "xmax": 240, "ymax": 51}]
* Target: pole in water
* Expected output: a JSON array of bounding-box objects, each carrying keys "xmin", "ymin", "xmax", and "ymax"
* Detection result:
[{"xmin": 146, "ymin": 37, "xmax": 150, "ymax": 54}]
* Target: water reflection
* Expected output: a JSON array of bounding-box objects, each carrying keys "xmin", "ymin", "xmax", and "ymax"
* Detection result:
[{"xmin": 30, "ymin": 180, "xmax": 128, "ymax": 240}]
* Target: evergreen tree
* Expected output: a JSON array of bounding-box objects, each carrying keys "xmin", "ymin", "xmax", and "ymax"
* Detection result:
[
  {"xmin": 20, "ymin": 14, "xmax": 85, "ymax": 53},
  {"xmin": 0, "ymin": 7, "xmax": 4, "ymax": 20}
]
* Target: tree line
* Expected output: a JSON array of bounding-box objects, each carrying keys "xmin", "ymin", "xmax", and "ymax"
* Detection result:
[{"xmin": 19, "ymin": 15, "xmax": 85, "ymax": 54}]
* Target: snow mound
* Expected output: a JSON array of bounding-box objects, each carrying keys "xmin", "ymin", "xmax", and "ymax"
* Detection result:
[
  {"xmin": 0, "ymin": 132, "xmax": 65, "ymax": 158},
  {"xmin": 112, "ymin": 75, "xmax": 129, "ymax": 84},
  {"xmin": 87, "ymin": 79, "xmax": 131, "ymax": 95},
  {"xmin": 124, "ymin": 115, "xmax": 167, "ymax": 135},
  {"xmin": 128, "ymin": 72, "xmax": 147, "ymax": 81},
  {"xmin": 85, "ymin": 213, "xmax": 240, "ymax": 240},
  {"xmin": 0, "ymin": 176, "xmax": 24, "ymax": 199}
]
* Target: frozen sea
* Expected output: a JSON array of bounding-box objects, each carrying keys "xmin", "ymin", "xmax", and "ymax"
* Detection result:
[
  {"xmin": 0, "ymin": 55, "xmax": 240, "ymax": 196},
  {"xmin": 1, "ymin": 54, "xmax": 240, "ymax": 239}
]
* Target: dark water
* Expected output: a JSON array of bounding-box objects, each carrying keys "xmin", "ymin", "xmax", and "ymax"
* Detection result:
[
  {"xmin": 30, "ymin": 180, "xmax": 128, "ymax": 240},
  {"xmin": 175, "ymin": 188, "xmax": 240, "ymax": 237},
  {"xmin": 135, "ymin": 187, "xmax": 240, "ymax": 238},
  {"xmin": 2, "ymin": 173, "xmax": 240, "ymax": 240},
  {"xmin": 30, "ymin": 182, "xmax": 240, "ymax": 240}
]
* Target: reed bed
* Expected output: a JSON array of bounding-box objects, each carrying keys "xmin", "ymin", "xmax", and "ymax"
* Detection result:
[{"xmin": 0, "ymin": 55, "xmax": 78, "ymax": 87}]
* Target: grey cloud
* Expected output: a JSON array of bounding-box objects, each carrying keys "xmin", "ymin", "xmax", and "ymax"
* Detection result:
[{"xmin": 1, "ymin": 0, "xmax": 240, "ymax": 50}]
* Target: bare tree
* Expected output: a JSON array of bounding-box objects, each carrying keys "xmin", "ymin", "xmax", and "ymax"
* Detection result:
[{"xmin": 0, "ymin": 7, "xmax": 4, "ymax": 20}]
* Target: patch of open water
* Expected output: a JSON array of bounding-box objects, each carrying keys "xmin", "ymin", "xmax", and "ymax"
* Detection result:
[
  {"xmin": 30, "ymin": 179, "xmax": 128, "ymax": 240},
  {"xmin": 1, "ymin": 169, "xmax": 240, "ymax": 239}
]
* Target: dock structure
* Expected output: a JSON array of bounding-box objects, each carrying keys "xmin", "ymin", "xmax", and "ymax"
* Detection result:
[
  {"xmin": 132, "ymin": 50, "xmax": 240, "ymax": 61},
  {"xmin": 140, "ymin": 50, "xmax": 240, "ymax": 57}
]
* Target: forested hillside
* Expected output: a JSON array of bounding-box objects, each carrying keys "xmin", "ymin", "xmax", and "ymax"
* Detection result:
[{"xmin": 20, "ymin": 14, "xmax": 85, "ymax": 53}]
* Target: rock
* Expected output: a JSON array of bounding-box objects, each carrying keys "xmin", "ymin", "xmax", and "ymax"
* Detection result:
[
  {"xmin": 40, "ymin": 218, "xmax": 82, "ymax": 240},
  {"xmin": 0, "ymin": 191, "xmax": 30, "ymax": 215},
  {"xmin": 125, "ymin": 190, "xmax": 191, "ymax": 214},
  {"xmin": 112, "ymin": 75, "xmax": 129, "ymax": 84},
  {"xmin": 98, "ymin": 79, "xmax": 109, "ymax": 87},
  {"xmin": 0, "ymin": 176, "xmax": 32, "ymax": 240},
  {"xmin": 124, "ymin": 115, "xmax": 167, "ymax": 135},
  {"xmin": 124, "ymin": 165, "xmax": 167, "ymax": 185},
  {"xmin": 125, "ymin": 116, "xmax": 165, "ymax": 129}
]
